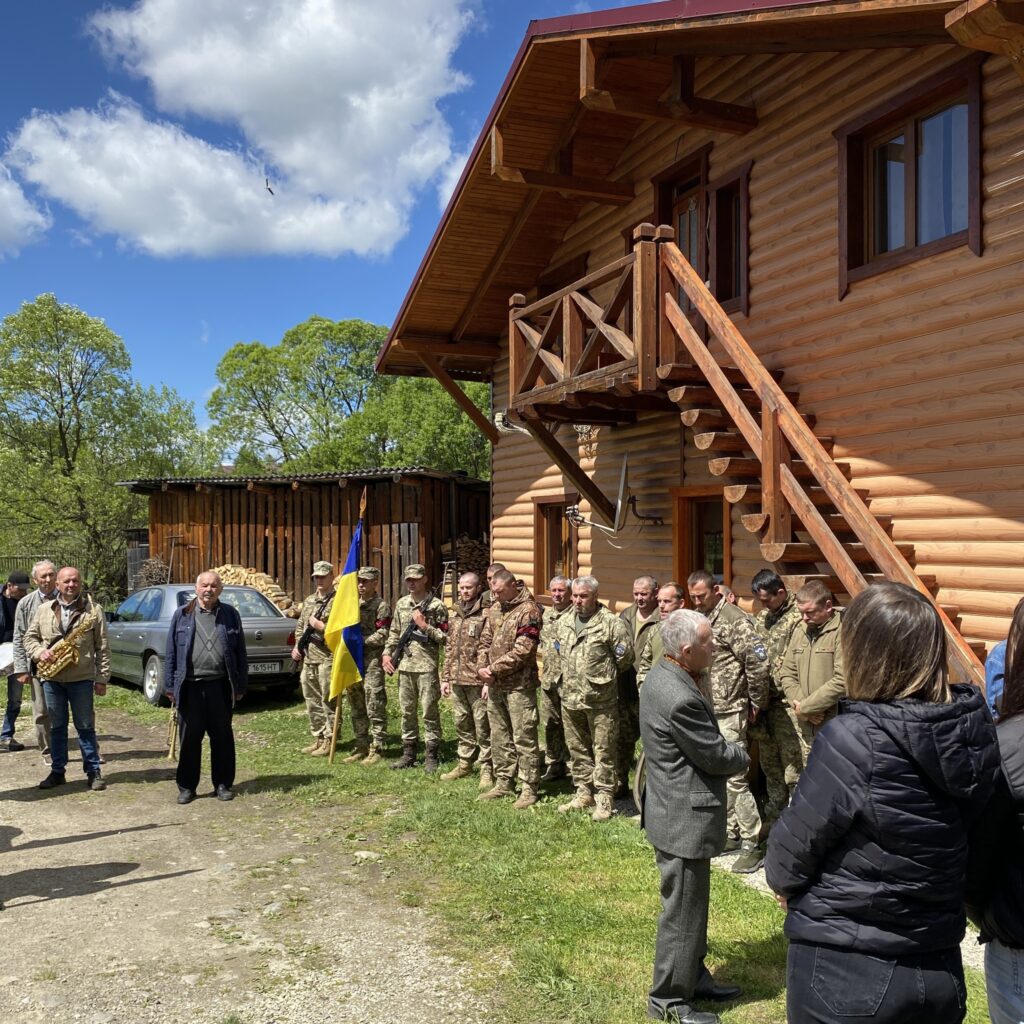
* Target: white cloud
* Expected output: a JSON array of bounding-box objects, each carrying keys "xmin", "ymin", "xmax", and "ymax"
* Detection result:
[
  {"xmin": 6, "ymin": 0, "xmax": 475, "ymax": 258},
  {"xmin": 436, "ymin": 140, "xmax": 475, "ymax": 211},
  {"xmin": 0, "ymin": 163, "xmax": 51, "ymax": 256}
]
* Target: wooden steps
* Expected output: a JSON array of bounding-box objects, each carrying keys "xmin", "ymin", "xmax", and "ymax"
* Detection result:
[
  {"xmin": 709, "ymin": 456, "xmax": 852, "ymax": 481},
  {"xmin": 695, "ymin": 431, "xmax": 833, "ymax": 455},
  {"xmin": 727, "ymin": 484, "xmax": 870, "ymax": 507},
  {"xmin": 668, "ymin": 384, "xmax": 801, "ymax": 408},
  {"xmin": 658, "ymin": 362, "xmax": 784, "ymax": 385},
  {"xmin": 761, "ymin": 541, "xmax": 916, "ymax": 565}
]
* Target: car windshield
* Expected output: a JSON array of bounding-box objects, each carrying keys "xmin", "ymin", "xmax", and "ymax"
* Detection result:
[{"xmin": 176, "ymin": 588, "xmax": 282, "ymax": 618}]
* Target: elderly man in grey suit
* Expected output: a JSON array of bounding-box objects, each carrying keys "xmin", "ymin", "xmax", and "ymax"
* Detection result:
[{"xmin": 639, "ymin": 609, "xmax": 750, "ymax": 1024}]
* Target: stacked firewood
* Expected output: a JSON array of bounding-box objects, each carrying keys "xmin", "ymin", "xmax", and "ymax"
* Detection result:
[
  {"xmin": 135, "ymin": 557, "xmax": 171, "ymax": 588},
  {"xmin": 210, "ymin": 563, "xmax": 300, "ymax": 617},
  {"xmin": 455, "ymin": 535, "xmax": 489, "ymax": 578}
]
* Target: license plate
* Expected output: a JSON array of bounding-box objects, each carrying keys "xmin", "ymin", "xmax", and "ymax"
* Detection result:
[{"xmin": 249, "ymin": 661, "xmax": 280, "ymax": 674}]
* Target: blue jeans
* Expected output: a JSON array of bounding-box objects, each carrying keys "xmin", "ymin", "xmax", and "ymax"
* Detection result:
[
  {"xmin": 0, "ymin": 674, "xmax": 23, "ymax": 739},
  {"xmin": 786, "ymin": 941, "xmax": 965, "ymax": 1024},
  {"xmin": 986, "ymin": 939, "xmax": 1024, "ymax": 1024},
  {"xmin": 42, "ymin": 680, "xmax": 100, "ymax": 776}
]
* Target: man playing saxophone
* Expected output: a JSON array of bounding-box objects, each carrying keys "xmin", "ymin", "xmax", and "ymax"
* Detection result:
[{"xmin": 23, "ymin": 566, "xmax": 109, "ymax": 791}]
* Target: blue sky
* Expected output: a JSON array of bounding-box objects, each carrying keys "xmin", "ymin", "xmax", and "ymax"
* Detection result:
[{"xmin": 0, "ymin": 0, "xmax": 639, "ymax": 419}]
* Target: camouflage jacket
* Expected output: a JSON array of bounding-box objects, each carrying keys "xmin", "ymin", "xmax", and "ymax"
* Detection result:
[
  {"xmin": 619, "ymin": 604, "xmax": 661, "ymax": 687},
  {"xmin": 384, "ymin": 594, "xmax": 448, "ymax": 674},
  {"xmin": 478, "ymin": 587, "xmax": 542, "ymax": 692},
  {"xmin": 705, "ymin": 598, "xmax": 770, "ymax": 714},
  {"xmin": 754, "ymin": 594, "xmax": 803, "ymax": 701},
  {"xmin": 539, "ymin": 604, "xmax": 571, "ymax": 689},
  {"xmin": 441, "ymin": 596, "xmax": 486, "ymax": 688},
  {"xmin": 779, "ymin": 609, "xmax": 845, "ymax": 719},
  {"xmin": 296, "ymin": 589, "xmax": 335, "ymax": 665},
  {"xmin": 553, "ymin": 604, "xmax": 634, "ymax": 712},
  {"xmin": 360, "ymin": 596, "xmax": 392, "ymax": 660}
]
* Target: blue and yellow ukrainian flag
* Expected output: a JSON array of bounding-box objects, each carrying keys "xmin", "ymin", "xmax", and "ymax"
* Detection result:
[{"xmin": 324, "ymin": 498, "xmax": 365, "ymax": 700}]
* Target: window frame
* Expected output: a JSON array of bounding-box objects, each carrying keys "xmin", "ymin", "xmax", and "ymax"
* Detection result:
[
  {"xmin": 834, "ymin": 54, "xmax": 983, "ymax": 299},
  {"xmin": 707, "ymin": 160, "xmax": 752, "ymax": 316},
  {"xmin": 671, "ymin": 486, "xmax": 731, "ymax": 589},
  {"xmin": 532, "ymin": 492, "xmax": 579, "ymax": 603}
]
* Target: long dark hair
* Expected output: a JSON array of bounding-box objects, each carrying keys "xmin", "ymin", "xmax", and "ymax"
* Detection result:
[{"xmin": 1000, "ymin": 597, "xmax": 1024, "ymax": 721}]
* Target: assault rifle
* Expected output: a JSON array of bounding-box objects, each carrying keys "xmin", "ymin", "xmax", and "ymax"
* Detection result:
[
  {"xmin": 296, "ymin": 591, "xmax": 335, "ymax": 657},
  {"xmin": 390, "ymin": 581, "xmax": 444, "ymax": 670}
]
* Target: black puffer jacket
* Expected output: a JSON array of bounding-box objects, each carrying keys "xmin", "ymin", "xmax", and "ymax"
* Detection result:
[
  {"xmin": 966, "ymin": 713, "xmax": 1024, "ymax": 948},
  {"xmin": 765, "ymin": 684, "xmax": 999, "ymax": 954}
]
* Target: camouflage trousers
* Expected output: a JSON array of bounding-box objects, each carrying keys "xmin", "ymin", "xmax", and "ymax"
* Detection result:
[
  {"xmin": 450, "ymin": 684, "xmax": 491, "ymax": 769},
  {"xmin": 398, "ymin": 669, "xmax": 441, "ymax": 746},
  {"xmin": 615, "ymin": 672, "xmax": 640, "ymax": 790},
  {"xmin": 487, "ymin": 688, "xmax": 540, "ymax": 787},
  {"xmin": 539, "ymin": 683, "xmax": 568, "ymax": 766},
  {"xmin": 563, "ymin": 702, "xmax": 619, "ymax": 796},
  {"xmin": 338, "ymin": 680, "xmax": 370, "ymax": 747},
  {"xmin": 717, "ymin": 708, "xmax": 762, "ymax": 844},
  {"xmin": 750, "ymin": 698, "xmax": 803, "ymax": 825},
  {"xmin": 300, "ymin": 659, "xmax": 336, "ymax": 739},
  {"xmin": 363, "ymin": 657, "xmax": 388, "ymax": 752}
]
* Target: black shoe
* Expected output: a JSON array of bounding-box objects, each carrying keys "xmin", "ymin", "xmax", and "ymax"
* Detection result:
[
  {"xmin": 693, "ymin": 983, "xmax": 742, "ymax": 1002},
  {"xmin": 38, "ymin": 771, "xmax": 66, "ymax": 790},
  {"xmin": 0, "ymin": 738, "xmax": 25, "ymax": 752},
  {"xmin": 215, "ymin": 784, "xmax": 235, "ymax": 802},
  {"xmin": 720, "ymin": 835, "xmax": 741, "ymax": 853},
  {"xmin": 390, "ymin": 743, "xmax": 417, "ymax": 770},
  {"xmin": 731, "ymin": 842, "xmax": 765, "ymax": 874},
  {"xmin": 86, "ymin": 773, "xmax": 107, "ymax": 791},
  {"xmin": 650, "ymin": 1005, "xmax": 720, "ymax": 1024},
  {"xmin": 177, "ymin": 788, "xmax": 196, "ymax": 804},
  {"xmin": 540, "ymin": 761, "xmax": 566, "ymax": 782}
]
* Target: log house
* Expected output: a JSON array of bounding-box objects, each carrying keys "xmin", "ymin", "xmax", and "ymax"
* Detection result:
[{"xmin": 378, "ymin": 0, "xmax": 1024, "ymax": 685}]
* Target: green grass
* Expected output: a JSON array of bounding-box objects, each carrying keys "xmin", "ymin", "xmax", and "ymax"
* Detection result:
[{"xmin": 99, "ymin": 681, "xmax": 993, "ymax": 1024}]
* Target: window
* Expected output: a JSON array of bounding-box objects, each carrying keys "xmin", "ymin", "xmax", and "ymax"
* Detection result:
[
  {"xmin": 672, "ymin": 487, "xmax": 731, "ymax": 587},
  {"xmin": 533, "ymin": 494, "xmax": 578, "ymax": 600},
  {"xmin": 708, "ymin": 162, "xmax": 751, "ymax": 315},
  {"xmin": 835, "ymin": 56, "xmax": 982, "ymax": 297}
]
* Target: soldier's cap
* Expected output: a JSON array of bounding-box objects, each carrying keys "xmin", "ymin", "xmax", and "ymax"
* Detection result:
[
  {"xmin": 7, "ymin": 570, "xmax": 29, "ymax": 586},
  {"xmin": 357, "ymin": 566, "xmax": 380, "ymax": 581},
  {"xmin": 312, "ymin": 560, "xmax": 333, "ymax": 577},
  {"xmin": 404, "ymin": 563, "xmax": 427, "ymax": 580}
]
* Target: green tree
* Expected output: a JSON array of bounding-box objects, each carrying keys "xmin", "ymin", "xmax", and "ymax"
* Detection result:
[{"xmin": 0, "ymin": 294, "xmax": 212, "ymax": 599}]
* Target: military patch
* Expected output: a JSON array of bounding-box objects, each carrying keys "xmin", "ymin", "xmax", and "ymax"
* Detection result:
[
  {"xmin": 753, "ymin": 643, "xmax": 768, "ymax": 661},
  {"xmin": 614, "ymin": 642, "xmax": 627, "ymax": 657}
]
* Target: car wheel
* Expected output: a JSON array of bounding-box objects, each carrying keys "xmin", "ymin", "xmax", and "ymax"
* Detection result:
[{"xmin": 142, "ymin": 654, "xmax": 167, "ymax": 706}]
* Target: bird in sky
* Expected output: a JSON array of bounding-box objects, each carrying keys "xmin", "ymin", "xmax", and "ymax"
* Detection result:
[{"xmin": 265, "ymin": 177, "xmax": 274, "ymax": 196}]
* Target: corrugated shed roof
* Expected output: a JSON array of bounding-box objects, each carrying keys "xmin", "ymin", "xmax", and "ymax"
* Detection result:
[{"xmin": 118, "ymin": 468, "xmax": 487, "ymax": 493}]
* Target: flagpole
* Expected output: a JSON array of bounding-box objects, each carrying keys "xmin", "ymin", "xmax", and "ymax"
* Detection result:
[{"xmin": 327, "ymin": 486, "xmax": 369, "ymax": 765}]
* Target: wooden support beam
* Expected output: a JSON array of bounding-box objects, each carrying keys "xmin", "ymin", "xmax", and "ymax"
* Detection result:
[
  {"xmin": 417, "ymin": 351, "xmax": 500, "ymax": 445},
  {"xmin": 490, "ymin": 125, "xmax": 634, "ymax": 205},
  {"xmin": 946, "ymin": 0, "xmax": 1024, "ymax": 80},
  {"xmin": 761, "ymin": 402, "xmax": 792, "ymax": 546},
  {"xmin": 522, "ymin": 418, "xmax": 616, "ymax": 526},
  {"xmin": 579, "ymin": 39, "xmax": 757, "ymax": 134},
  {"xmin": 391, "ymin": 337, "xmax": 499, "ymax": 361},
  {"xmin": 246, "ymin": 482, "xmax": 277, "ymax": 496}
]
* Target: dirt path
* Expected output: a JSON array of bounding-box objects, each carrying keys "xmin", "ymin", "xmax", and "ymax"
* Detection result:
[{"xmin": 0, "ymin": 710, "xmax": 491, "ymax": 1024}]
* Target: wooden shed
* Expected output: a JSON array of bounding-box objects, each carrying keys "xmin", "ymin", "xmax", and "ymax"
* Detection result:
[
  {"xmin": 119, "ymin": 469, "xmax": 490, "ymax": 606},
  {"xmin": 377, "ymin": 0, "xmax": 1024, "ymax": 686}
]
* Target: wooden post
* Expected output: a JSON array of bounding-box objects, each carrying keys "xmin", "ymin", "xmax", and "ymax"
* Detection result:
[
  {"xmin": 633, "ymin": 222, "xmax": 658, "ymax": 391},
  {"xmin": 761, "ymin": 400, "xmax": 792, "ymax": 545},
  {"xmin": 563, "ymin": 294, "xmax": 583, "ymax": 378},
  {"xmin": 655, "ymin": 224, "xmax": 676, "ymax": 368},
  {"xmin": 509, "ymin": 293, "xmax": 526, "ymax": 410}
]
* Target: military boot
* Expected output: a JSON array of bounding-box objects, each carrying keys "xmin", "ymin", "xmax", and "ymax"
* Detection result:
[
  {"xmin": 342, "ymin": 744, "xmax": 369, "ymax": 764},
  {"xmin": 361, "ymin": 747, "xmax": 385, "ymax": 765},
  {"xmin": 513, "ymin": 785, "xmax": 539, "ymax": 810},
  {"xmin": 423, "ymin": 743, "xmax": 440, "ymax": 774},
  {"xmin": 301, "ymin": 738, "xmax": 321, "ymax": 754},
  {"xmin": 540, "ymin": 760, "xmax": 567, "ymax": 782},
  {"xmin": 441, "ymin": 760, "xmax": 473, "ymax": 781},
  {"xmin": 389, "ymin": 742, "xmax": 417, "ymax": 770},
  {"xmin": 557, "ymin": 787, "xmax": 595, "ymax": 813},
  {"xmin": 477, "ymin": 779, "xmax": 514, "ymax": 801},
  {"xmin": 478, "ymin": 764, "xmax": 494, "ymax": 791},
  {"xmin": 591, "ymin": 791, "xmax": 614, "ymax": 822},
  {"xmin": 731, "ymin": 841, "xmax": 765, "ymax": 874},
  {"xmin": 310, "ymin": 737, "xmax": 332, "ymax": 757}
]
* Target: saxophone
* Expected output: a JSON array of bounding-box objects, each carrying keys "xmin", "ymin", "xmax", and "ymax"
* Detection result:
[{"xmin": 39, "ymin": 610, "xmax": 98, "ymax": 680}]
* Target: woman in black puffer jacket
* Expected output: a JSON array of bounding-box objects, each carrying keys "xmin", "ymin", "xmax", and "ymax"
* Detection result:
[
  {"xmin": 765, "ymin": 582, "xmax": 1000, "ymax": 1024},
  {"xmin": 965, "ymin": 596, "xmax": 1024, "ymax": 1024}
]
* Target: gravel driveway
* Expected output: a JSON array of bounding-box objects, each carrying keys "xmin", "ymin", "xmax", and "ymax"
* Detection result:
[{"xmin": 0, "ymin": 709, "xmax": 492, "ymax": 1024}]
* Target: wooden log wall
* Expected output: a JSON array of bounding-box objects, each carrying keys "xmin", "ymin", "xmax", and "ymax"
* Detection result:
[
  {"xmin": 491, "ymin": 45, "xmax": 1024, "ymax": 648},
  {"xmin": 147, "ymin": 478, "xmax": 489, "ymax": 608}
]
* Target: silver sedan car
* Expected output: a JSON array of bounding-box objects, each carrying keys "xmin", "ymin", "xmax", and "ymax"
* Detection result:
[{"xmin": 107, "ymin": 584, "xmax": 301, "ymax": 704}]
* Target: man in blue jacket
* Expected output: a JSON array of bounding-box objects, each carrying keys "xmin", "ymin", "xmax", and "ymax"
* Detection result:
[
  {"xmin": 165, "ymin": 571, "xmax": 247, "ymax": 804},
  {"xmin": 640, "ymin": 609, "xmax": 749, "ymax": 1024}
]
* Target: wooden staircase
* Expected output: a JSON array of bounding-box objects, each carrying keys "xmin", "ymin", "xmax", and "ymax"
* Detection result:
[{"xmin": 649, "ymin": 226, "xmax": 985, "ymax": 685}]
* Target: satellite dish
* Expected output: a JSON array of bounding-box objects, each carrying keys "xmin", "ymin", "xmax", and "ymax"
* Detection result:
[
  {"xmin": 565, "ymin": 453, "xmax": 664, "ymax": 535},
  {"xmin": 613, "ymin": 454, "xmax": 630, "ymax": 532}
]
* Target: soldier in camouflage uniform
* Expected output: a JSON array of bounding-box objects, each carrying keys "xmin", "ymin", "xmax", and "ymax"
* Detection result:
[
  {"xmin": 636, "ymin": 582, "xmax": 685, "ymax": 686},
  {"xmin": 292, "ymin": 561, "xmax": 337, "ymax": 757},
  {"xmin": 538, "ymin": 575, "xmax": 571, "ymax": 782},
  {"xmin": 357, "ymin": 567, "xmax": 391, "ymax": 765},
  {"xmin": 553, "ymin": 576, "xmax": 634, "ymax": 822},
  {"xmin": 382, "ymin": 564, "xmax": 449, "ymax": 773},
  {"xmin": 688, "ymin": 570, "xmax": 770, "ymax": 873},
  {"xmin": 751, "ymin": 569, "xmax": 804, "ymax": 826},
  {"xmin": 617, "ymin": 575, "xmax": 661, "ymax": 798},
  {"xmin": 440, "ymin": 572, "xmax": 491, "ymax": 788},
  {"xmin": 481, "ymin": 562, "xmax": 506, "ymax": 611},
  {"xmin": 477, "ymin": 570, "xmax": 543, "ymax": 809}
]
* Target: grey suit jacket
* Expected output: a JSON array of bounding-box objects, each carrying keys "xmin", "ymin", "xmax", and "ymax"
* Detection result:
[{"xmin": 639, "ymin": 657, "xmax": 750, "ymax": 859}]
